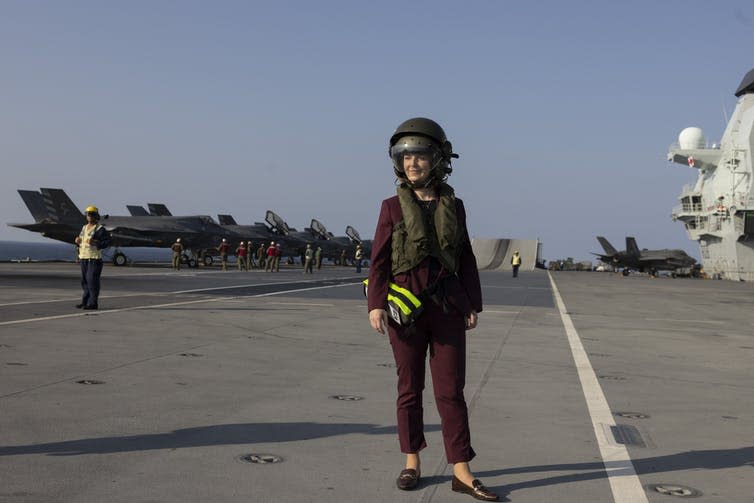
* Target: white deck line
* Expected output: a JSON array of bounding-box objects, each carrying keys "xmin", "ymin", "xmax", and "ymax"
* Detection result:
[
  {"xmin": 0, "ymin": 282, "xmax": 361, "ymax": 326},
  {"xmin": 548, "ymin": 272, "xmax": 649, "ymax": 503}
]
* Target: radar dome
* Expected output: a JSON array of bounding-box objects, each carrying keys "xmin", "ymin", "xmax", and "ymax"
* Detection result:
[{"xmin": 678, "ymin": 127, "xmax": 706, "ymax": 149}]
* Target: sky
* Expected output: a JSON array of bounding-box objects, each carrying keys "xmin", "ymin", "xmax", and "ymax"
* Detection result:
[{"xmin": 2, "ymin": 0, "xmax": 753, "ymax": 262}]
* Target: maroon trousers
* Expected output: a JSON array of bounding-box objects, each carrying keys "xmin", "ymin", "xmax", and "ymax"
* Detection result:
[{"xmin": 387, "ymin": 302, "xmax": 476, "ymax": 464}]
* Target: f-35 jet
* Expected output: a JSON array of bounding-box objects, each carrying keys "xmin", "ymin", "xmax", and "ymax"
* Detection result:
[
  {"xmin": 309, "ymin": 219, "xmax": 372, "ymax": 263},
  {"xmin": 216, "ymin": 214, "xmax": 301, "ymax": 254},
  {"xmin": 9, "ymin": 188, "xmax": 240, "ymax": 266},
  {"xmin": 593, "ymin": 236, "xmax": 697, "ymax": 276}
]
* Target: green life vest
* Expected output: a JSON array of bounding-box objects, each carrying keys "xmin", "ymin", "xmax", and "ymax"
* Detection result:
[{"xmin": 391, "ymin": 182, "xmax": 462, "ymax": 275}]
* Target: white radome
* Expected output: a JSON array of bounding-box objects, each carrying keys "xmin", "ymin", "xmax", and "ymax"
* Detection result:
[{"xmin": 678, "ymin": 127, "xmax": 706, "ymax": 149}]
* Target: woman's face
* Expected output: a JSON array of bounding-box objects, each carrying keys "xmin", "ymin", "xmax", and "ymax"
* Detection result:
[{"xmin": 403, "ymin": 152, "xmax": 432, "ymax": 185}]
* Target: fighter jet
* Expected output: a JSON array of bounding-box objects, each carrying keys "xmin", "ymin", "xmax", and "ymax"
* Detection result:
[
  {"xmin": 216, "ymin": 214, "xmax": 300, "ymax": 254},
  {"xmin": 593, "ymin": 236, "xmax": 697, "ymax": 276},
  {"xmin": 308, "ymin": 219, "xmax": 373, "ymax": 262},
  {"xmin": 263, "ymin": 210, "xmax": 349, "ymax": 261},
  {"xmin": 9, "ymin": 188, "xmax": 242, "ymax": 267}
]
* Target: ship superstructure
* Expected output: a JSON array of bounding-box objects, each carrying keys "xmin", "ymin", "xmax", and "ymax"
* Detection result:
[{"xmin": 668, "ymin": 68, "xmax": 754, "ymax": 281}]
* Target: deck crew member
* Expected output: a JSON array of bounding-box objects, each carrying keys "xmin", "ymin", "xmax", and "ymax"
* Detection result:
[
  {"xmin": 218, "ymin": 239, "xmax": 230, "ymax": 271},
  {"xmin": 171, "ymin": 238, "xmax": 184, "ymax": 270},
  {"xmin": 245, "ymin": 241, "xmax": 254, "ymax": 270},
  {"xmin": 303, "ymin": 244, "xmax": 314, "ymax": 273},
  {"xmin": 511, "ymin": 250, "xmax": 521, "ymax": 278},
  {"xmin": 315, "ymin": 246, "xmax": 323, "ymax": 270},
  {"xmin": 74, "ymin": 205, "xmax": 110, "ymax": 310},
  {"xmin": 236, "ymin": 241, "xmax": 247, "ymax": 271},
  {"xmin": 274, "ymin": 243, "xmax": 282, "ymax": 272},
  {"xmin": 355, "ymin": 244, "xmax": 364, "ymax": 273}
]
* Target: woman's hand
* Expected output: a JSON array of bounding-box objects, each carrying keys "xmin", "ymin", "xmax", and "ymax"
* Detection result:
[
  {"xmin": 369, "ymin": 309, "xmax": 388, "ymax": 335},
  {"xmin": 466, "ymin": 311, "xmax": 478, "ymax": 330}
]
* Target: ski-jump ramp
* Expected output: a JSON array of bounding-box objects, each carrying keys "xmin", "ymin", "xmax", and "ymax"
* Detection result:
[{"xmin": 472, "ymin": 238, "xmax": 540, "ymax": 271}]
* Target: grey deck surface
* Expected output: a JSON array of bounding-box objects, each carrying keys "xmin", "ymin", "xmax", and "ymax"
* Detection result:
[{"xmin": 1, "ymin": 264, "xmax": 752, "ymax": 502}]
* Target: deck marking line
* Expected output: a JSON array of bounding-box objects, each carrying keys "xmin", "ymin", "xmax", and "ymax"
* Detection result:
[
  {"xmin": 0, "ymin": 276, "xmax": 363, "ymax": 306},
  {"xmin": 645, "ymin": 318, "xmax": 723, "ymax": 324},
  {"xmin": 0, "ymin": 282, "xmax": 361, "ymax": 326},
  {"xmin": 548, "ymin": 272, "xmax": 649, "ymax": 503}
]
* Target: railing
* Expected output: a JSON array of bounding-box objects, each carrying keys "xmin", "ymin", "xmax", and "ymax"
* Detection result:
[{"xmin": 668, "ymin": 141, "xmax": 721, "ymax": 151}]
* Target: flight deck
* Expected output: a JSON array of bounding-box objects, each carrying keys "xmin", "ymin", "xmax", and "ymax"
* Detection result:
[{"xmin": 1, "ymin": 264, "xmax": 752, "ymax": 502}]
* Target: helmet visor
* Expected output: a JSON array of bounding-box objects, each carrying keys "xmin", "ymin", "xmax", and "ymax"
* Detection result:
[{"xmin": 390, "ymin": 135, "xmax": 440, "ymax": 170}]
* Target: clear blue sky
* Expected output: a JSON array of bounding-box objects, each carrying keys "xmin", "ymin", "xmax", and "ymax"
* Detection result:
[{"xmin": 2, "ymin": 1, "xmax": 752, "ymax": 261}]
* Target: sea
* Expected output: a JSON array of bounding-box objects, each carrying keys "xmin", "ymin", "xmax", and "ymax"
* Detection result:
[{"xmin": 0, "ymin": 241, "xmax": 171, "ymax": 263}]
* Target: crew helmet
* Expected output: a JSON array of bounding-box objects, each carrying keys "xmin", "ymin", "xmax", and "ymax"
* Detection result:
[
  {"xmin": 84, "ymin": 205, "xmax": 100, "ymax": 220},
  {"xmin": 389, "ymin": 117, "xmax": 459, "ymax": 183}
]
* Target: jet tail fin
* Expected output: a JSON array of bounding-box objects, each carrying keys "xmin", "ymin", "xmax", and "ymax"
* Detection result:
[
  {"xmin": 626, "ymin": 237, "xmax": 640, "ymax": 257},
  {"xmin": 39, "ymin": 188, "xmax": 85, "ymax": 225},
  {"xmin": 127, "ymin": 205, "xmax": 150, "ymax": 216},
  {"xmin": 18, "ymin": 190, "xmax": 51, "ymax": 222},
  {"xmin": 147, "ymin": 203, "xmax": 172, "ymax": 216},
  {"xmin": 596, "ymin": 236, "xmax": 618, "ymax": 256},
  {"xmin": 217, "ymin": 214, "xmax": 238, "ymax": 225}
]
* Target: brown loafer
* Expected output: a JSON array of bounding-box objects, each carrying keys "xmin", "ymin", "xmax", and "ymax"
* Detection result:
[
  {"xmin": 396, "ymin": 468, "xmax": 420, "ymax": 490},
  {"xmin": 451, "ymin": 476, "xmax": 499, "ymax": 501}
]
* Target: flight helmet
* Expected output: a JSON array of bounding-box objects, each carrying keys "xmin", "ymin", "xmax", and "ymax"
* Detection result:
[{"xmin": 389, "ymin": 117, "xmax": 459, "ymax": 184}]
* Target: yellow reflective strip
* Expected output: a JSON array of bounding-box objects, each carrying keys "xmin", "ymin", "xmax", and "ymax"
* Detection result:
[
  {"xmin": 389, "ymin": 284, "xmax": 421, "ymax": 308},
  {"xmin": 387, "ymin": 288, "xmax": 420, "ymax": 313},
  {"xmin": 387, "ymin": 293, "xmax": 412, "ymax": 315}
]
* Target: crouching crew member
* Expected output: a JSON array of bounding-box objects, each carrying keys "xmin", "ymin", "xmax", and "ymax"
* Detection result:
[{"xmin": 367, "ymin": 118, "xmax": 498, "ymax": 501}]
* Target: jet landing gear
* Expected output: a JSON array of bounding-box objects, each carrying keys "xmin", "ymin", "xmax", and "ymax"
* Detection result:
[
  {"xmin": 112, "ymin": 249, "xmax": 128, "ymax": 266},
  {"xmin": 182, "ymin": 250, "xmax": 211, "ymax": 268}
]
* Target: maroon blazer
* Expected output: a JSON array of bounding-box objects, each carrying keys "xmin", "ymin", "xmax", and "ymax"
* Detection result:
[{"xmin": 367, "ymin": 195, "xmax": 483, "ymax": 316}]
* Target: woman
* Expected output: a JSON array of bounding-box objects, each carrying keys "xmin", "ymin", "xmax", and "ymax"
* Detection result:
[{"xmin": 367, "ymin": 118, "xmax": 498, "ymax": 501}]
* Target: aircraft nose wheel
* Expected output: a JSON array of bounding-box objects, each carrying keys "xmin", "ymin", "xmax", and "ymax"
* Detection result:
[{"xmin": 113, "ymin": 252, "xmax": 128, "ymax": 266}]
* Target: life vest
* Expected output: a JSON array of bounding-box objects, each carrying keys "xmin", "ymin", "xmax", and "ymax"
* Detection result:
[
  {"xmin": 390, "ymin": 182, "xmax": 462, "ymax": 275},
  {"xmin": 363, "ymin": 279, "xmax": 423, "ymax": 326}
]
